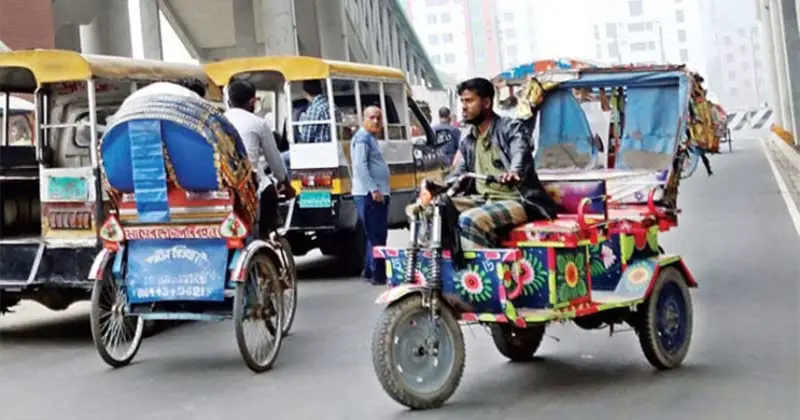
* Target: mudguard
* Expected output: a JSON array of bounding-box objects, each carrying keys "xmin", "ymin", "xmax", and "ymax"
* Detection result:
[
  {"xmin": 88, "ymin": 248, "xmax": 114, "ymax": 281},
  {"xmin": 228, "ymin": 239, "xmax": 284, "ymax": 282},
  {"xmin": 375, "ymin": 284, "xmax": 429, "ymax": 305},
  {"xmin": 614, "ymin": 254, "xmax": 697, "ymax": 301}
]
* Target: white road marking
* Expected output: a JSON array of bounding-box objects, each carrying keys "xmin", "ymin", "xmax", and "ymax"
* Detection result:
[{"xmin": 760, "ymin": 137, "xmax": 800, "ymax": 238}]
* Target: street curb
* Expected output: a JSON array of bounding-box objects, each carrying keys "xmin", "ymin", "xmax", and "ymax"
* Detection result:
[{"xmin": 766, "ymin": 132, "xmax": 800, "ymax": 172}]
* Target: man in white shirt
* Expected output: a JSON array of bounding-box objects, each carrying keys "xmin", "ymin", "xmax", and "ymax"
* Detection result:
[{"xmin": 224, "ymin": 80, "xmax": 293, "ymax": 236}]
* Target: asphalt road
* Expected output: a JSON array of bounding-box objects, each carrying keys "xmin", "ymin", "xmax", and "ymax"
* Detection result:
[{"xmin": 1, "ymin": 136, "xmax": 799, "ymax": 420}]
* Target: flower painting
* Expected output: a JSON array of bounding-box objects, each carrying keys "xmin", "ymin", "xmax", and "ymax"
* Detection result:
[
  {"xmin": 556, "ymin": 251, "xmax": 588, "ymax": 302},
  {"xmin": 455, "ymin": 263, "xmax": 493, "ymax": 303}
]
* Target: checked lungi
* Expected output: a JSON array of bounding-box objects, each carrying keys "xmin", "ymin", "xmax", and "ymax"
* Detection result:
[{"xmin": 452, "ymin": 196, "xmax": 528, "ymax": 250}]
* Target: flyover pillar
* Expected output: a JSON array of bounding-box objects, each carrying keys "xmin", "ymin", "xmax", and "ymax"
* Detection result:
[
  {"xmin": 139, "ymin": 0, "xmax": 163, "ymax": 60},
  {"xmin": 79, "ymin": 0, "xmax": 132, "ymax": 56},
  {"xmin": 778, "ymin": 0, "xmax": 800, "ymax": 144},
  {"xmin": 315, "ymin": 0, "xmax": 349, "ymax": 61},
  {"xmin": 261, "ymin": 0, "xmax": 300, "ymax": 56}
]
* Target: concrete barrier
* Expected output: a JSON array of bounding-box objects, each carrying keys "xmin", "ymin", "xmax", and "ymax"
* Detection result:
[{"xmin": 767, "ymin": 126, "xmax": 800, "ymax": 171}]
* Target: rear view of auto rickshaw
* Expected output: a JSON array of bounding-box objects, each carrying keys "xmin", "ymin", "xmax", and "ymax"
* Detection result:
[
  {"xmin": 370, "ymin": 64, "xmax": 707, "ymax": 410},
  {"xmin": 0, "ymin": 49, "xmax": 220, "ymax": 315},
  {"xmin": 204, "ymin": 56, "xmax": 449, "ymax": 277}
]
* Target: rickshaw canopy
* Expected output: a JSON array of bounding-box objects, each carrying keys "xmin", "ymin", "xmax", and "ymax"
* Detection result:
[
  {"xmin": 0, "ymin": 49, "xmax": 219, "ymax": 98},
  {"xmin": 203, "ymin": 55, "xmax": 407, "ymax": 86}
]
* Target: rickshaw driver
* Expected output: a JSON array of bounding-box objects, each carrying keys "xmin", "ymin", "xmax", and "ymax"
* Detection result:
[
  {"xmin": 448, "ymin": 77, "xmax": 560, "ymax": 250},
  {"xmin": 224, "ymin": 80, "xmax": 295, "ymax": 236}
]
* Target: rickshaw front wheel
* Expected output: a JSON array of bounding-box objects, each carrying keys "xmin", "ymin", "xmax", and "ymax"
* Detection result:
[
  {"xmin": 234, "ymin": 252, "xmax": 285, "ymax": 373},
  {"xmin": 277, "ymin": 236, "xmax": 298, "ymax": 337},
  {"xmin": 636, "ymin": 267, "xmax": 693, "ymax": 370},
  {"xmin": 371, "ymin": 295, "xmax": 466, "ymax": 410},
  {"xmin": 89, "ymin": 268, "xmax": 144, "ymax": 368}
]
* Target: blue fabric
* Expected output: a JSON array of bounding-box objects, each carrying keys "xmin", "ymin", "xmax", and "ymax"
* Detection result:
[
  {"xmin": 617, "ymin": 85, "xmax": 682, "ymax": 166},
  {"xmin": 557, "ymin": 70, "xmax": 687, "ymax": 89},
  {"xmin": 432, "ymin": 123, "xmax": 461, "ymax": 162},
  {"xmin": 538, "ymin": 90, "xmax": 595, "ymax": 156},
  {"xmin": 350, "ymin": 128, "xmax": 391, "ymax": 196},
  {"xmin": 127, "ymin": 120, "xmax": 170, "ymax": 223},
  {"xmin": 354, "ymin": 194, "xmax": 390, "ymax": 282},
  {"xmin": 281, "ymin": 150, "xmax": 292, "ymax": 180}
]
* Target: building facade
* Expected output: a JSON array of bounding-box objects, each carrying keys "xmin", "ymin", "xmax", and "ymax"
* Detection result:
[{"xmin": 0, "ymin": 0, "xmax": 55, "ymax": 50}]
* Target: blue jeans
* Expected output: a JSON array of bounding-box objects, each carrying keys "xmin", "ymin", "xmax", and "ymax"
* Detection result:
[
  {"xmin": 281, "ymin": 150, "xmax": 292, "ymax": 180},
  {"xmin": 353, "ymin": 194, "xmax": 390, "ymax": 283}
]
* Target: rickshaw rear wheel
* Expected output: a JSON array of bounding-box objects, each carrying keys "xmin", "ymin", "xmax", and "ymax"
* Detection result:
[
  {"xmin": 372, "ymin": 295, "xmax": 466, "ymax": 410},
  {"xmin": 89, "ymin": 268, "xmax": 144, "ymax": 368},
  {"xmin": 234, "ymin": 252, "xmax": 285, "ymax": 373},
  {"xmin": 277, "ymin": 236, "xmax": 298, "ymax": 337},
  {"xmin": 489, "ymin": 324, "xmax": 546, "ymax": 362},
  {"xmin": 636, "ymin": 266, "xmax": 693, "ymax": 370}
]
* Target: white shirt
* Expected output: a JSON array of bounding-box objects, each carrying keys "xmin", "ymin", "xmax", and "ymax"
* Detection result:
[
  {"xmin": 124, "ymin": 82, "xmax": 201, "ymax": 104},
  {"xmin": 224, "ymin": 108, "xmax": 287, "ymax": 184}
]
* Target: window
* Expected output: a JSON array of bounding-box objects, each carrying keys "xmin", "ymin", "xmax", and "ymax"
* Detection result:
[
  {"xmin": 428, "ymin": 34, "xmax": 439, "ymax": 44},
  {"xmin": 431, "ymin": 55, "xmax": 441, "ymax": 64},
  {"xmin": 725, "ymin": 53, "xmax": 734, "ymax": 63},
  {"xmin": 444, "ymin": 54, "xmax": 455, "ymax": 64},
  {"xmin": 426, "ymin": 14, "xmax": 437, "ymax": 24},
  {"xmin": 678, "ymin": 30, "xmax": 686, "ymax": 42},
  {"xmin": 680, "ymin": 49, "xmax": 689, "ymax": 61},
  {"xmin": 608, "ymin": 42, "xmax": 619, "ymax": 57},
  {"xmin": 606, "ymin": 23, "xmax": 617, "ymax": 37},
  {"xmin": 628, "ymin": 22, "xmax": 646, "ymax": 32},
  {"xmin": 630, "ymin": 42, "xmax": 649, "ymax": 52},
  {"xmin": 594, "ymin": 25, "xmax": 600, "ymax": 39},
  {"xmin": 628, "ymin": 1, "xmax": 643, "ymax": 16},
  {"xmin": 675, "ymin": 10, "xmax": 684, "ymax": 22},
  {"xmin": 441, "ymin": 13, "xmax": 451, "ymax": 23},
  {"xmin": 442, "ymin": 33, "xmax": 453, "ymax": 43},
  {"xmin": 596, "ymin": 44, "xmax": 603, "ymax": 58}
]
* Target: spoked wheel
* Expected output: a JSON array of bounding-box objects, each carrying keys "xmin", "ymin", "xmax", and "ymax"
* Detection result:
[
  {"xmin": 636, "ymin": 267, "xmax": 693, "ymax": 370},
  {"xmin": 89, "ymin": 268, "xmax": 144, "ymax": 368},
  {"xmin": 234, "ymin": 252, "xmax": 284, "ymax": 373},
  {"xmin": 372, "ymin": 295, "xmax": 466, "ymax": 410},
  {"xmin": 489, "ymin": 324, "xmax": 546, "ymax": 362},
  {"xmin": 277, "ymin": 236, "xmax": 298, "ymax": 337}
]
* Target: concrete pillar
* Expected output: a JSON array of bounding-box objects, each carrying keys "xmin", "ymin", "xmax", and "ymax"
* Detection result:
[
  {"xmin": 79, "ymin": 0, "xmax": 132, "ymax": 56},
  {"xmin": 139, "ymin": 0, "xmax": 163, "ymax": 60},
  {"xmin": 315, "ymin": 0, "xmax": 348, "ymax": 60},
  {"xmin": 261, "ymin": 0, "xmax": 299, "ymax": 55},
  {"xmin": 232, "ymin": 0, "xmax": 258, "ymax": 56},
  {"xmin": 54, "ymin": 23, "xmax": 82, "ymax": 53},
  {"xmin": 778, "ymin": 0, "xmax": 800, "ymax": 144},
  {"xmin": 761, "ymin": 0, "xmax": 783, "ymax": 125},
  {"xmin": 769, "ymin": 0, "xmax": 792, "ymax": 130},
  {"xmin": 400, "ymin": 39, "xmax": 409, "ymax": 78}
]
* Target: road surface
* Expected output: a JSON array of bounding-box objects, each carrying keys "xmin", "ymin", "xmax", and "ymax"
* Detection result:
[{"xmin": 1, "ymin": 137, "xmax": 799, "ymax": 420}]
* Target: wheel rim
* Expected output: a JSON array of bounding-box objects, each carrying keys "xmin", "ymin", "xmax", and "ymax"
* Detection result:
[
  {"xmin": 281, "ymin": 255, "xmax": 296, "ymax": 330},
  {"xmin": 96, "ymin": 278, "xmax": 143, "ymax": 361},
  {"xmin": 655, "ymin": 281, "xmax": 688, "ymax": 354},
  {"xmin": 392, "ymin": 310, "xmax": 456, "ymax": 394},
  {"xmin": 240, "ymin": 261, "xmax": 282, "ymax": 365}
]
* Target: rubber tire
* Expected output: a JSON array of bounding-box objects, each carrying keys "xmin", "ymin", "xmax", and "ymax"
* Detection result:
[
  {"xmin": 234, "ymin": 253, "xmax": 284, "ymax": 373},
  {"xmin": 278, "ymin": 236, "xmax": 298, "ymax": 337},
  {"xmin": 680, "ymin": 151, "xmax": 699, "ymax": 179},
  {"xmin": 339, "ymin": 223, "xmax": 366, "ymax": 277},
  {"xmin": 636, "ymin": 266, "xmax": 693, "ymax": 370},
  {"xmin": 490, "ymin": 324, "xmax": 546, "ymax": 362},
  {"xmin": 89, "ymin": 270, "xmax": 144, "ymax": 368},
  {"xmin": 371, "ymin": 295, "xmax": 466, "ymax": 410}
]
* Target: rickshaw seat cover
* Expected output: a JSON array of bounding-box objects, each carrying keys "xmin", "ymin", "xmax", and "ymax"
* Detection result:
[
  {"xmin": 617, "ymin": 85, "xmax": 682, "ymax": 170},
  {"xmin": 101, "ymin": 95, "xmax": 251, "ymax": 193}
]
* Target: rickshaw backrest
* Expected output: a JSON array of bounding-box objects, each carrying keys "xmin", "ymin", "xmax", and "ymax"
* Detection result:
[
  {"xmin": 100, "ymin": 95, "xmax": 255, "ymax": 223},
  {"xmin": 617, "ymin": 83, "xmax": 684, "ymax": 170},
  {"xmin": 542, "ymin": 179, "xmax": 607, "ymax": 217},
  {"xmin": 535, "ymin": 90, "xmax": 597, "ymax": 170}
]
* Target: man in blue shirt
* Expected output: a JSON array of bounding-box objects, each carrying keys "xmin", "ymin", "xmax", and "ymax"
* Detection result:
[
  {"xmin": 350, "ymin": 105, "xmax": 391, "ymax": 284},
  {"xmin": 432, "ymin": 106, "xmax": 461, "ymax": 164}
]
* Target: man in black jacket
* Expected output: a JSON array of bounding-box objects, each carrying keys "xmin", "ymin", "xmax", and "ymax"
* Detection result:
[{"xmin": 448, "ymin": 77, "xmax": 560, "ymax": 249}]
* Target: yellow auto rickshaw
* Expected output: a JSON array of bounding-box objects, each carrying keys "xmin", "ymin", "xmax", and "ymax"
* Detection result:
[
  {"xmin": 204, "ymin": 56, "xmax": 449, "ymax": 275},
  {"xmin": 0, "ymin": 49, "xmax": 221, "ymax": 314}
]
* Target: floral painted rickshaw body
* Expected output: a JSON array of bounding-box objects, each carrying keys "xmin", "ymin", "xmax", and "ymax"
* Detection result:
[{"xmin": 370, "ymin": 64, "xmax": 701, "ymax": 410}]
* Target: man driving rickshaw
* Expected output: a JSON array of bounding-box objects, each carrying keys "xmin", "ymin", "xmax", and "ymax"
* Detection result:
[{"xmin": 446, "ymin": 77, "xmax": 560, "ymax": 250}]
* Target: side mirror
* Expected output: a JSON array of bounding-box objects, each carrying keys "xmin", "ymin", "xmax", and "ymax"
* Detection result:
[{"xmin": 411, "ymin": 136, "xmax": 427, "ymax": 146}]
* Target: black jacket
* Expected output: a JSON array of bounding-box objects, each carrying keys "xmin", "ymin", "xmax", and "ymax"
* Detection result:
[{"xmin": 448, "ymin": 114, "xmax": 560, "ymax": 219}]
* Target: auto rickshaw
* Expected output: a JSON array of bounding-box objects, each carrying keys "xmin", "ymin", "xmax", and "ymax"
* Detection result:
[
  {"xmin": 204, "ymin": 56, "xmax": 449, "ymax": 276},
  {"xmin": 0, "ymin": 49, "xmax": 221, "ymax": 315}
]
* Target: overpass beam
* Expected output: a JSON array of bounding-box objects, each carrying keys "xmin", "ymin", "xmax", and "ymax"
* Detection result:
[{"xmin": 79, "ymin": 0, "xmax": 132, "ymax": 56}]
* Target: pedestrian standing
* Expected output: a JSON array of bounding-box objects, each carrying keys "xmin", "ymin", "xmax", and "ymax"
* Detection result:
[{"xmin": 350, "ymin": 106, "xmax": 391, "ymax": 285}]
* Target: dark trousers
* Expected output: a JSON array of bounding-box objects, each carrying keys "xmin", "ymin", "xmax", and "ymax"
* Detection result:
[
  {"xmin": 353, "ymin": 194, "xmax": 390, "ymax": 283},
  {"xmin": 259, "ymin": 183, "xmax": 281, "ymax": 236}
]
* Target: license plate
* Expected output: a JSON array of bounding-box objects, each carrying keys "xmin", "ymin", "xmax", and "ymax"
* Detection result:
[
  {"xmin": 47, "ymin": 176, "xmax": 88, "ymax": 201},
  {"xmin": 298, "ymin": 190, "xmax": 332, "ymax": 208}
]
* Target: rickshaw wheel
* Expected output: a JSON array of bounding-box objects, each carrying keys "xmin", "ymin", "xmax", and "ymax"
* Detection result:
[
  {"xmin": 372, "ymin": 295, "xmax": 465, "ymax": 410},
  {"xmin": 680, "ymin": 150, "xmax": 700, "ymax": 179},
  {"xmin": 277, "ymin": 236, "xmax": 298, "ymax": 337},
  {"xmin": 637, "ymin": 267, "xmax": 693, "ymax": 370},
  {"xmin": 89, "ymin": 268, "xmax": 144, "ymax": 368},
  {"xmin": 489, "ymin": 324, "xmax": 546, "ymax": 362},
  {"xmin": 234, "ymin": 252, "xmax": 284, "ymax": 373}
]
